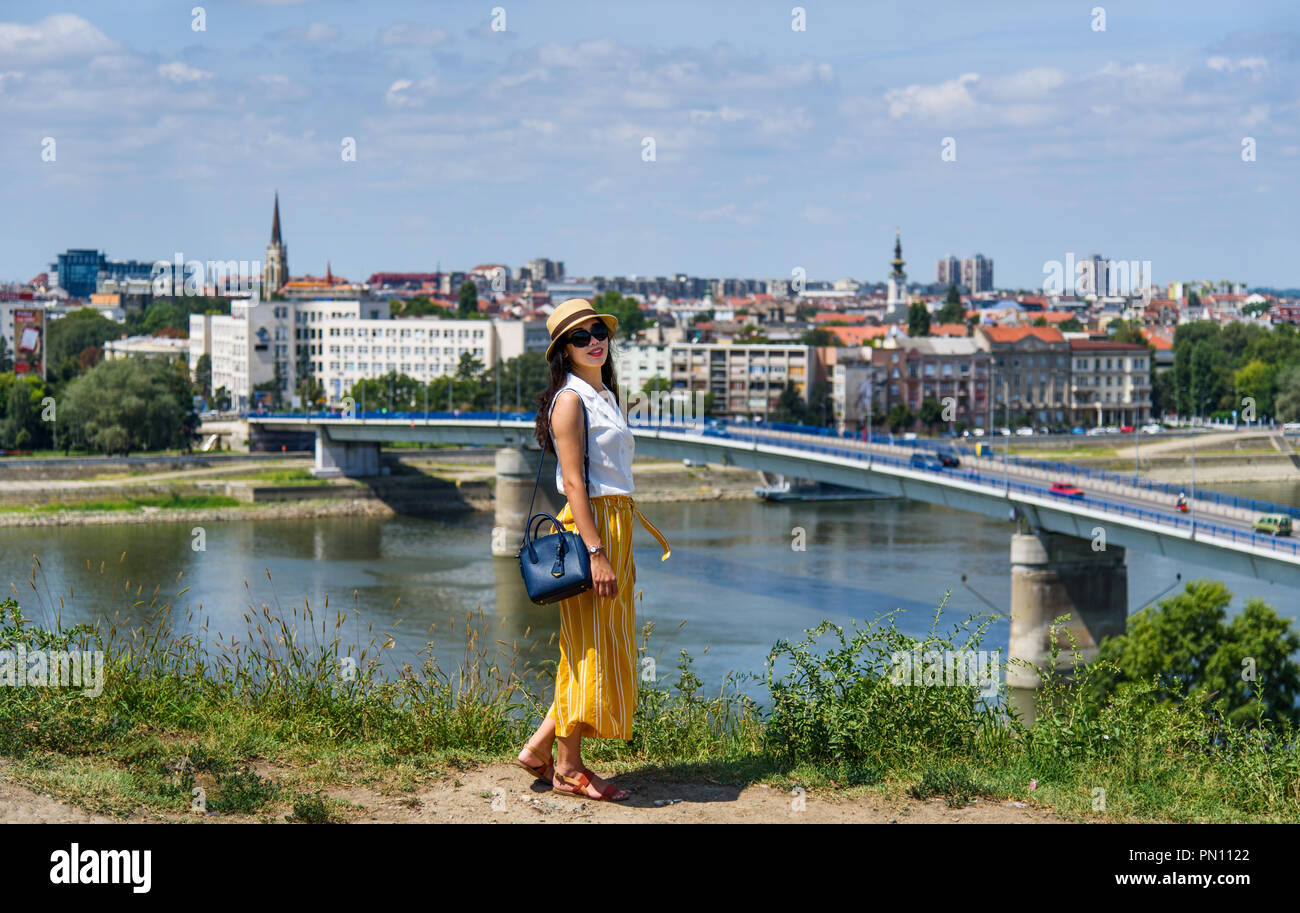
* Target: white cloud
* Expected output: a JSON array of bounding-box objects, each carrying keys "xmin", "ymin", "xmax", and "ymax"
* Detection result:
[
  {"xmin": 256, "ymin": 73, "xmax": 310, "ymax": 101},
  {"xmin": 273, "ymin": 22, "xmax": 340, "ymax": 43},
  {"xmin": 688, "ymin": 106, "xmax": 748, "ymax": 125},
  {"xmin": 385, "ymin": 76, "xmax": 446, "ymax": 107},
  {"xmin": 0, "ymin": 13, "xmax": 119, "ymax": 64},
  {"xmin": 378, "ymin": 24, "xmax": 448, "ymax": 47},
  {"xmin": 1206, "ymin": 56, "xmax": 1268, "ymax": 74},
  {"xmin": 158, "ymin": 61, "xmax": 213, "ymax": 83},
  {"xmin": 885, "ymin": 72, "xmax": 979, "ymax": 120}
]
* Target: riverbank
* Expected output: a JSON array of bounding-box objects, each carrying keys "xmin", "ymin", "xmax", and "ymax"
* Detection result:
[{"xmin": 0, "ymin": 459, "xmax": 766, "ymax": 526}]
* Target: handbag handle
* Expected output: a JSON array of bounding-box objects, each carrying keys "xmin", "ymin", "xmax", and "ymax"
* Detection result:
[{"xmin": 521, "ymin": 392, "xmax": 590, "ymax": 550}]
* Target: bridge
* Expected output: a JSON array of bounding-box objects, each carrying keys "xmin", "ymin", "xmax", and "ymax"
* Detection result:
[{"xmin": 249, "ymin": 411, "xmax": 1300, "ymax": 689}]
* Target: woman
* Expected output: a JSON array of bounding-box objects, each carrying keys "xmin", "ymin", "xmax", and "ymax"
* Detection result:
[{"xmin": 514, "ymin": 298, "xmax": 672, "ymax": 802}]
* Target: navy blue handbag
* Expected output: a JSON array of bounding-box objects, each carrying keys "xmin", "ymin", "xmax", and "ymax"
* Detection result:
[{"xmin": 517, "ymin": 403, "xmax": 594, "ymax": 605}]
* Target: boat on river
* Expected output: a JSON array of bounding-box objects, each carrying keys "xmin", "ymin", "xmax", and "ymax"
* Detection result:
[{"xmin": 754, "ymin": 473, "xmax": 897, "ymax": 502}]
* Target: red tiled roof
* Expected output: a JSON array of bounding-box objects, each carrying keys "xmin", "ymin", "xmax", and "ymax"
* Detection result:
[
  {"xmin": 813, "ymin": 311, "xmax": 867, "ymax": 324},
  {"xmin": 931, "ymin": 323, "xmax": 969, "ymax": 337},
  {"xmin": 1140, "ymin": 329, "xmax": 1174, "ymax": 350},
  {"xmin": 1069, "ymin": 338, "xmax": 1149, "ymax": 351},
  {"xmin": 980, "ymin": 326, "xmax": 1065, "ymax": 344},
  {"xmin": 825, "ymin": 325, "xmax": 889, "ymax": 345}
]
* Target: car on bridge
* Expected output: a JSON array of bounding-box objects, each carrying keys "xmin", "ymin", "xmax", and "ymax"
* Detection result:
[
  {"xmin": 935, "ymin": 449, "xmax": 961, "ymax": 468},
  {"xmin": 1252, "ymin": 514, "xmax": 1293, "ymax": 536},
  {"xmin": 909, "ymin": 452, "xmax": 946, "ymax": 471},
  {"xmin": 1049, "ymin": 481, "xmax": 1085, "ymax": 499},
  {"xmin": 1140, "ymin": 423, "xmax": 1163, "ymax": 434},
  {"xmin": 1070, "ymin": 426, "xmax": 1086, "ymax": 435}
]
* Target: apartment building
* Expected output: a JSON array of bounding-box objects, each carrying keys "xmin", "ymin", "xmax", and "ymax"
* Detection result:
[
  {"xmin": 615, "ymin": 343, "xmax": 674, "ymax": 397},
  {"xmin": 191, "ymin": 297, "xmax": 547, "ymax": 409},
  {"xmin": 665, "ymin": 342, "xmax": 812, "ymax": 419},
  {"xmin": 975, "ymin": 326, "xmax": 1071, "ymax": 427},
  {"xmin": 1068, "ymin": 339, "xmax": 1152, "ymax": 426},
  {"xmin": 876, "ymin": 337, "xmax": 990, "ymax": 429}
]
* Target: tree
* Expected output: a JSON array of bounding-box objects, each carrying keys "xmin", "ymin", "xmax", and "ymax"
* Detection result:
[
  {"xmin": 1058, "ymin": 317, "xmax": 1084, "ymax": 332},
  {"xmin": 919, "ymin": 397, "xmax": 944, "ymax": 431},
  {"xmin": 0, "ymin": 337, "xmax": 11, "ymax": 373},
  {"xmin": 631, "ymin": 376, "xmax": 668, "ymax": 416},
  {"xmin": 1109, "ymin": 318, "xmax": 1145, "ymax": 345},
  {"xmin": 0, "ymin": 374, "xmax": 48, "ymax": 450},
  {"xmin": 61, "ymin": 357, "xmax": 193, "ymax": 455},
  {"xmin": 593, "ymin": 289, "xmax": 648, "ymax": 339},
  {"xmin": 46, "ymin": 308, "xmax": 125, "ymax": 384},
  {"xmin": 348, "ymin": 371, "xmax": 424, "ymax": 413},
  {"xmin": 458, "ymin": 280, "xmax": 479, "ymax": 318},
  {"xmin": 906, "ymin": 301, "xmax": 930, "ymax": 337},
  {"xmin": 806, "ymin": 380, "xmax": 833, "ymax": 428},
  {"xmin": 1233, "ymin": 359, "xmax": 1276, "ymax": 419},
  {"xmin": 1032, "ymin": 316, "xmax": 1048, "ymax": 327},
  {"xmin": 799, "ymin": 327, "xmax": 837, "ymax": 347},
  {"xmin": 886, "ymin": 403, "xmax": 914, "ymax": 432},
  {"xmin": 393, "ymin": 296, "xmax": 447, "ymax": 318},
  {"xmin": 1275, "ymin": 366, "xmax": 1300, "ymax": 423},
  {"xmin": 1086, "ymin": 579, "xmax": 1300, "ymax": 728},
  {"xmin": 772, "ymin": 381, "xmax": 807, "ymax": 424},
  {"xmin": 937, "ymin": 285, "xmax": 964, "ymax": 324},
  {"xmin": 195, "ymin": 353, "xmax": 212, "ymax": 399}
]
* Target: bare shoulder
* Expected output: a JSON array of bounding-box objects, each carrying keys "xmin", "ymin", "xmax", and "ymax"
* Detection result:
[{"xmin": 551, "ymin": 389, "xmax": 583, "ymax": 433}]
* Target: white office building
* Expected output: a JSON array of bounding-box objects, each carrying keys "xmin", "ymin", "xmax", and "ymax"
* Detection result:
[{"xmin": 190, "ymin": 296, "xmax": 549, "ymax": 409}]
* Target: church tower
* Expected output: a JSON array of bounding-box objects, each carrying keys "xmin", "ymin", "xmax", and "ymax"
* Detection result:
[
  {"xmin": 264, "ymin": 191, "xmax": 289, "ymax": 294},
  {"xmin": 887, "ymin": 228, "xmax": 908, "ymax": 312}
]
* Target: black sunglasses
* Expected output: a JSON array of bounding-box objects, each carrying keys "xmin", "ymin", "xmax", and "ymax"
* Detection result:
[{"xmin": 565, "ymin": 323, "xmax": 611, "ymax": 348}]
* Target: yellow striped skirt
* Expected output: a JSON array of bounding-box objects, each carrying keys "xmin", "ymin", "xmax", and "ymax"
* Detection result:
[{"xmin": 545, "ymin": 493, "xmax": 671, "ymax": 740}]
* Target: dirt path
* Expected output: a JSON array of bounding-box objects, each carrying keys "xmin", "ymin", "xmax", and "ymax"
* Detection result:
[{"xmin": 0, "ymin": 760, "xmax": 1072, "ymax": 824}]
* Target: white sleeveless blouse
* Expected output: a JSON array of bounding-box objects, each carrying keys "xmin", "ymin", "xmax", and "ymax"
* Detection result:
[{"xmin": 548, "ymin": 372, "xmax": 635, "ymax": 497}]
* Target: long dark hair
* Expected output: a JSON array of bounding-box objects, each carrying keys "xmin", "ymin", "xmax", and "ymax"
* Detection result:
[{"xmin": 534, "ymin": 339, "xmax": 620, "ymax": 453}]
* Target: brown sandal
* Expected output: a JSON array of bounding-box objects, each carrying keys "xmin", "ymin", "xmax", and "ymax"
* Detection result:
[
  {"xmin": 515, "ymin": 743, "xmax": 554, "ymax": 784},
  {"xmin": 553, "ymin": 768, "xmax": 630, "ymax": 802}
]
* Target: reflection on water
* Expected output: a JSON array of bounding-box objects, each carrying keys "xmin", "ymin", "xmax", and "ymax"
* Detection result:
[{"xmin": 1, "ymin": 483, "xmax": 1295, "ymax": 702}]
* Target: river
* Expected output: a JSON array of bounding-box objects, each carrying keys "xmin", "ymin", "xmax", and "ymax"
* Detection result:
[{"xmin": 1, "ymin": 488, "xmax": 1294, "ymax": 701}]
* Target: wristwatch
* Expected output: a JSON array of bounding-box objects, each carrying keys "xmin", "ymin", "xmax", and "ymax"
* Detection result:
[{"xmin": 587, "ymin": 543, "xmax": 605, "ymax": 556}]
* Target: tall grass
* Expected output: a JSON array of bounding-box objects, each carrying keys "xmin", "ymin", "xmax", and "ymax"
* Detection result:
[{"xmin": 0, "ymin": 569, "xmax": 1295, "ymax": 822}]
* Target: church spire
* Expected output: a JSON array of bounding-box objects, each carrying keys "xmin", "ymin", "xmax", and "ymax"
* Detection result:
[
  {"xmin": 271, "ymin": 191, "xmax": 283, "ymax": 245},
  {"xmin": 891, "ymin": 227, "xmax": 905, "ymax": 278}
]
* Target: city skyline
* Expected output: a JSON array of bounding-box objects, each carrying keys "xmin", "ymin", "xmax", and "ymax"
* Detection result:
[{"xmin": 2, "ymin": 1, "xmax": 1298, "ymax": 287}]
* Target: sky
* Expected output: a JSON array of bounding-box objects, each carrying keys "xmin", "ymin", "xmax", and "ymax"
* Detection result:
[{"xmin": 1, "ymin": 0, "xmax": 1298, "ymax": 290}]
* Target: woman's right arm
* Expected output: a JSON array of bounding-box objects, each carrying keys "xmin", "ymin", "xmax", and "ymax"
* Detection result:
[{"xmin": 552, "ymin": 390, "xmax": 617, "ymax": 598}]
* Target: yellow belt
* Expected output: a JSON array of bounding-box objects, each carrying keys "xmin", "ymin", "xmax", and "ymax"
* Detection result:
[{"xmin": 587, "ymin": 494, "xmax": 672, "ymax": 562}]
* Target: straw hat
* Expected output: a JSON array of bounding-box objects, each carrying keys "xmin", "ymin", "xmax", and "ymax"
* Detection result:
[{"xmin": 545, "ymin": 298, "xmax": 619, "ymax": 362}]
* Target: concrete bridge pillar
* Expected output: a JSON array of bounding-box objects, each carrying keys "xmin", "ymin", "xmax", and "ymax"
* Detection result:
[
  {"xmin": 494, "ymin": 446, "xmax": 565, "ymax": 558},
  {"xmin": 1007, "ymin": 530, "xmax": 1127, "ymax": 690},
  {"xmin": 311, "ymin": 430, "xmax": 380, "ymax": 478}
]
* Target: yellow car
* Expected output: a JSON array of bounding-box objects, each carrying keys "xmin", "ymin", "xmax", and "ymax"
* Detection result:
[{"xmin": 1252, "ymin": 514, "xmax": 1293, "ymax": 536}]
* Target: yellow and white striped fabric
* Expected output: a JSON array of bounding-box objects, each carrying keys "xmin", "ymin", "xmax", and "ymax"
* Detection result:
[{"xmin": 546, "ymin": 493, "xmax": 671, "ymax": 739}]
